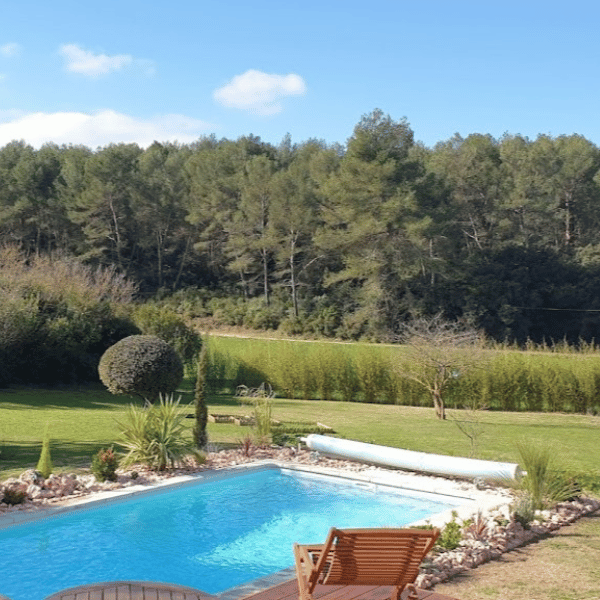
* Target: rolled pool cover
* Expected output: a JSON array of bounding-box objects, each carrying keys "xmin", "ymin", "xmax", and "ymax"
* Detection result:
[{"xmin": 303, "ymin": 434, "xmax": 522, "ymax": 481}]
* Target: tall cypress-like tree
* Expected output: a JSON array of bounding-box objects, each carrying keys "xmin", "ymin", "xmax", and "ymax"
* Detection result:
[{"xmin": 193, "ymin": 344, "xmax": 209, "ymax": 450}]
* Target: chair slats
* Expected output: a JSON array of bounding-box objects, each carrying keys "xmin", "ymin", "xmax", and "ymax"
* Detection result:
[{"xmin": 294, "ymin": 527, "xmax": 439, "ymax": 600}]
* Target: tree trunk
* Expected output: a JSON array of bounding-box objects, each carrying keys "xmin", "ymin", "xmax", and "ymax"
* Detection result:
[
  {"xmin": 432, "ymin": 390, "xmax": 446, "ymax": 420},
  {"xmin": 173, "ymin": 234, "xmax": 191, "ymax": 290},
  {"xmin": 290, "ymin": 235, "xmax": 298, "ymax": 317},
  {"xmin": 262, "ymin": 247, "xmax": 270, "ymax": 306}
]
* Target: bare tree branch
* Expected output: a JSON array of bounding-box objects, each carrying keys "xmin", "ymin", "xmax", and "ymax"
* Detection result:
[{"xmin": 395, "ymin": 314, "xmax": 487, "ymax": 420}]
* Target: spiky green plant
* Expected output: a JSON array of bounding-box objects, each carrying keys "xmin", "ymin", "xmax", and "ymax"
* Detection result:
[
  {"xmin": 116, "ymin": 394, "xmax": 194, "ymax": 471},
  {"xmin": 515, "ymin": 440, "xmax": 579, "ymax": 512}
]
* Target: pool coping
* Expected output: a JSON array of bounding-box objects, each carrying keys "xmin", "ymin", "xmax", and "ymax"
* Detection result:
[{"xmin": 0, "ymin": 460, "xmax": 512, "ymax": 531}]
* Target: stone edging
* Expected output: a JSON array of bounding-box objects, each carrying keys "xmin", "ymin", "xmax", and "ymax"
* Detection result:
[{"xmin": 416, "ymin": 496, "xmax": 600, "ymax": 589}]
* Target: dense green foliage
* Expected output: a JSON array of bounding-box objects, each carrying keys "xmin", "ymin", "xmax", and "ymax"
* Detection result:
[
  {"xmin": 435, "ymin": 514, "xmax": 464, "ymax": 550},
  {"xmin": 98, "ymin": 335, "xmax": 184, "ymax": 403},
  {"xmin": 193, "ymin": 345, "xmax": 209, "ymax": 449},
  {"xmin": 3, "ymin": 111, "xmax": 600, "ymax": 343},
  {"xmin": 90, "ymin": 446, "xmax": 119, "ymax": 482},
  {"xmin": 205, "ymin": 336, "xmax": 600, "ymax": 415},
  {"xmin": 36, "ymin": 429, "xmax": 53, "ymax": 478},
  {"xmin": 132, "ymin": 303, "xmax": 202, "ymax": 370},
  {"xmin": 515, "ymin": 441, "xmax": 579, "ymax": 511},
  {"xmin": 0, "ymin": 248, "xmax": 138, "ymax": 385},
  {"xmin": 116, "ymin": 394, "xmax": 196, "ymax": 471}
]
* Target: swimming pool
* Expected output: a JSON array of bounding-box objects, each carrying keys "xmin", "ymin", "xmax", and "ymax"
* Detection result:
[{"xmin": 0, "ymin": 466, "xmax": 462, "ymax": 600}]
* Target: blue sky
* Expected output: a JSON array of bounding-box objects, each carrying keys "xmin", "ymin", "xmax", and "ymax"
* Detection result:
[{"xmin": 0, "ymin": 0, "xmax": 598, "ymax": 150}]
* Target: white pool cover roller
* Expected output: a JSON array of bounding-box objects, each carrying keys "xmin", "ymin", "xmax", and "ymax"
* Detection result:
[{"xmin": 303, "ymin": 434, "xmax": 521, "ymax": 480}]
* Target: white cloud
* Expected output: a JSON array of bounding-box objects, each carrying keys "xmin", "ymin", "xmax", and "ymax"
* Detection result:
[
  {"xmin": 0, "ymin": 110, "xmax": 213, "ymax": 148},
  {"xmin": 59, "ymin": 44, "xmax": 135, "ymax": 77},
  {"xmin": 0, "ymin": 43, "xmax": 21, "ymax": 58},
  {"xmin": 213, "ymin": 69, "xmax": 306, "ymax": 115}
]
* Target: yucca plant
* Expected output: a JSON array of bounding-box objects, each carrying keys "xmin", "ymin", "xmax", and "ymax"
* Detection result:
[{"xmin": 116, "ymin": 394, "xmax": 195, "ymax": 471}]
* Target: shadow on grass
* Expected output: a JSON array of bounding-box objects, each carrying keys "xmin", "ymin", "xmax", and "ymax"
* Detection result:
[
  {"xmin": 0, "ymin": 440, "xmax": 118, "ymax": 478},
  {"xmin": 0, "ymin": 385, "xmax": 136, "ymax": 410},
  {"xmin": 0, "ymin": 384, "xmax": 199, "ymax": 410},
  {"xmin": 208, "ymin": 394, "xmax": 247, "ymax": 407}
]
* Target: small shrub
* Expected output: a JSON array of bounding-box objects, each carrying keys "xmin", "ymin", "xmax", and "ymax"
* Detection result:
[
  {"xmin": 36, "ymin": 430, "xmax": 53, "ymax": 479},
  {"xmin": 91, "ymin": 447, "xmax": 119, "ymax": 482},
  {"xmin": 99, "ymin": 335, "xmax": 183, "ymax": 404},
  {"xmin": 436, "ymin": 512, "xmax": 463, "ymax": 550},
  {"xmin": 463, "ymin": 511, "xmax": 488, "ymax": 541},
  {"xmin": 238, "ymin": 434, "xmax": 255, "ymax": 457},
  {"xmin": 512, "ymin": 494, "xmax": 536, "ymax": 529},
  {"xmin": 239, "ymin": 382, "xmax": 276, "ymax": 442},
  {"xmin": 278, "ymin": 315, "xmax": 305, "ymax": 336},
  {"xmin": 306, "ymin": 305, "xmax": 340, "ymax": 338},
  {"xmin": 209, "ymin": 296, "xmax": 247, "ymax": 327},
  {"xmin": 2, "ymin": 484, "xmax": 28, "ymax": 505}
]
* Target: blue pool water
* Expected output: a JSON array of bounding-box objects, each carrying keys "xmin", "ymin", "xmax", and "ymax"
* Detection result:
[{"xmin": 0, "ymin": 468, "xmax": 460, "ymax": 600}]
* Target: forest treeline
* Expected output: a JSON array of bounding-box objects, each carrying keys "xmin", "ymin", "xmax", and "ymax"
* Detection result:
[{"xmin": 3, "ymin": 108, "xmax": 600, "ymax": 344}]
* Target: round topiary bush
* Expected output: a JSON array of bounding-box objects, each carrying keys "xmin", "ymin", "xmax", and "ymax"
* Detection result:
[{"xmin": 98, "ymin": 335, "xmax": 183, "ymax": 403}]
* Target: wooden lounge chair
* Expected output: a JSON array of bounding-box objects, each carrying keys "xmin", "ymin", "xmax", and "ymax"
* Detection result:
[{"xmin": 293, "ymin": 527, "xmax": 440, "ymax": 600}]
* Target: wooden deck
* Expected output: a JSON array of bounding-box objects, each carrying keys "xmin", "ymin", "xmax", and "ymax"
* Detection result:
[
  {"xmin": 40, "ymin": 579, "xmax": 460, "ymax": 600},
  {"xmin": 242, "ymin": 579, "xmax": 459, "ymax": 600}
]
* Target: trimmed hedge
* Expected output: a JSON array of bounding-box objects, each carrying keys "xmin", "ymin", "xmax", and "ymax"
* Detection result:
[{"xmin": 99, "ymin": 335, "xmax": 183, "ymax": 403}]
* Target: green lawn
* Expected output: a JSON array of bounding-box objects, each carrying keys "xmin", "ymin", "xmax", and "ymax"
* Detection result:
[{"xmin": 1, "ymin": 384, "xmax": 599, "ymax": 481}]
